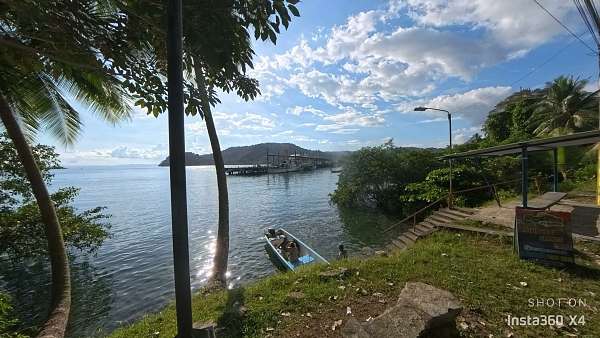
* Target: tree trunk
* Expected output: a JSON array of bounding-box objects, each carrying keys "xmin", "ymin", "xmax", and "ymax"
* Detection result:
[
  {"xmin": 0, "ymin": 94, "xmax": 71, "ymax": 338},
  {"xmin": 194, "ymin": 64, "xmax": 229, "ymax": 285}
]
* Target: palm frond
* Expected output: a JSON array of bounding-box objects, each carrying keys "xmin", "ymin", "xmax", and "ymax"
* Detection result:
[
  {"xmin": 38, "ymin": 74, "xmax": 82, "ymax": 145},
  {"xmin": 57, "ymin": 71, "xmax": 132, "ymax": 125}
]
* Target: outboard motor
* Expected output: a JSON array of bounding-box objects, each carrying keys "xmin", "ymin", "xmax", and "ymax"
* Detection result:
[{"xmin": 267, "ymin": 228, "xmax": 276, "ymax": 238}]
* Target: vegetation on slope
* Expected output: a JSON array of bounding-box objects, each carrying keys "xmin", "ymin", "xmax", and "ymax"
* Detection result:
[
  {"xmin": 332, "ymin": 76, "xmax": 599, "ymax": 215},
  {"xmin": 109, "ymin": 231, "xmax": 600, "ymax": 338}
]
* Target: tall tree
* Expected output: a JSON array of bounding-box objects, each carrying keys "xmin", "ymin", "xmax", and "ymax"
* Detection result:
[
  {"xmin": 123, "ymin": 0, "xmax": 301, "ymax": 284},
  {"xmin": 530, "ymin": 76, "xmax": 598, "ymax": 178},
  {"xmin": 185, "ymin": 0, "xmax": 300, "ymax": 285},
  {"xmin": 1, "ymin": 2, "xmax": 131, "ymax": 336}
]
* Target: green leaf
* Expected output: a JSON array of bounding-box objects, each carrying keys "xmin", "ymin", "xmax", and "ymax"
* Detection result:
[{"xmin": 288, "ymin": 4, "xmax": 300, "ymax": 17}]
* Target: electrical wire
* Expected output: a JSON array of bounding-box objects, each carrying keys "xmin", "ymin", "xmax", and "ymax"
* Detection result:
[{"xmin": 532, "ymin": 0, "xmax": 598, "ymax": 54}]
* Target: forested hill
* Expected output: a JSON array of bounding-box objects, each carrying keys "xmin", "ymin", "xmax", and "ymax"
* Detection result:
[{"xmin": 158, "ymin": 143, "xmax": 350, "ymax": 166}]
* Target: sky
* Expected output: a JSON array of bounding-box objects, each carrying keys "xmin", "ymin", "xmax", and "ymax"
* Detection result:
[{"xmin": 39, "ymin": 0, "xmax": 599, "ymax": 165}]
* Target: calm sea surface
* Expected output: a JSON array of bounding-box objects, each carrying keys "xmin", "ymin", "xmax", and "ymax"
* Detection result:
[{"xmin": 2, "ymin": 165, "xmax": 403, "ymax": 337}]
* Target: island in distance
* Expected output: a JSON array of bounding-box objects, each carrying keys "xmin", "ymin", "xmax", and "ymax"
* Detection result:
[{"xmin": 158, "ymin": 142, "xmax": 350, "ymax": 166}]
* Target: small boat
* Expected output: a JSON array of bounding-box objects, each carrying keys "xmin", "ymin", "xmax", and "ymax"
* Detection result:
[
  {"xmin": 264, "ymin": 228, "xmax": 329, "ymax": 271},
  {"xmin": 330, "ymin": 167, "xmax": 343, "ymax": 173}
]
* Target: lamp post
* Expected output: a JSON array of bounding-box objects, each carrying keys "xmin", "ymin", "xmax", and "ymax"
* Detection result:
[{"xmin": 414, "ymin": 106, "xmax": 453, "ymax": 208}]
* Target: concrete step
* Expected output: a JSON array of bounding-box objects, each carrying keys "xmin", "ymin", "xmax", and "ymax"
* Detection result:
[
  {"xmin": 436, "ymin": 223, "xmax": 512, "ymax": 237},
  {"xmin": 391, "ymin": 239, "xmax": 406, "ymax": 250},
  {"xmin": 415, "ymin": 224, "xmax": 435, "ymax": 234},
  {"xmin": 451, "ymin": 207, "xmax": 475, "ymax": 215},
  {"xmin": 404, "ymin": 230, "xmax": 419, "ymax": 241},
  {"xmin": 433, "ymin": 210, "xmax": 464, "ymax": 221},
  {"xmin": 427, "ymin": 214, "xmax": 454, "ymax": 225},
  {"xmin": 419, "ymin": 221, "xmax": 436, "ymax": 229},
  {"xmin": 440, "ymin": 208, "xmax": 473, "ymax": 218},
  {"xmin": 398, "ymin": 235, "xmax": 415, "ymax": 247},
  {"xmin": 411, "ymin": 226, "xmax": 428, "ymax": 236}
]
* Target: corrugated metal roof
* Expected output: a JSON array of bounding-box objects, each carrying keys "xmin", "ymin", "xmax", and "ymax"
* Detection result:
[{"xmin": 442, "ymin": 130, "xmax": 600, "ymax": 159}]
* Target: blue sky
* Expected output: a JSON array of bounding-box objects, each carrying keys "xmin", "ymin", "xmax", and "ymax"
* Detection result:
[{"xmin": 40, "ymin": 0, "xmax": 598, "ymax": 165}]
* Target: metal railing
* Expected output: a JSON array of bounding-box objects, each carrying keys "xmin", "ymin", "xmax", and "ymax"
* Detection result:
[{"xmin": 382, "ymin": 175, "xmax": 546, "ymax": 234}]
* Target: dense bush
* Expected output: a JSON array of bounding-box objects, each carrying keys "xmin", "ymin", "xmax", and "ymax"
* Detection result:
[
  {"xmin": 0, "ymin": 293, "xmax": 27, "ymax": 338},
  {"xmin": 331, "ymin": 76, "xmax": 598, "ymax": 214},
  {"xmin": 0, "ymin": 134, "xmax": 111, "ymax": 261},
  {"xmin": 330, "ymin": 141, "xmax": 442, "ymax": 213}
]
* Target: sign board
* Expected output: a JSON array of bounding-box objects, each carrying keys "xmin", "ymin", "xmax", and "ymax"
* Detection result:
[{"xmin": 515, "ymin": 207, "xmax": 573, "ymax": 266}]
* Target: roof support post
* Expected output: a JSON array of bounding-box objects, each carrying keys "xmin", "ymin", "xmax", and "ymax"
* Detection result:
[
  {"xmin": 521, "ymin": 145, "xmax": 528, "ymax": 208},
  {"xmin": 552, "ymin": 148, "xmax": 558, "ymax": 192},
  {"xmin": 167, "ymin": 0, "xmax": 193, "ymax": 336}
]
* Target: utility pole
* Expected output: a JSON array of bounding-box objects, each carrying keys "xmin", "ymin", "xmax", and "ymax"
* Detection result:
[
  {"xmin": 448, "ymin": 111, "xmax": 453, "ymax": 209},
  {"xmin": 167, "ymin": 0, "xmax": 193, "ymax": 336},
  {"xmin": 574, "ymin": 0, "xmax": 600, "ymax": 204}
]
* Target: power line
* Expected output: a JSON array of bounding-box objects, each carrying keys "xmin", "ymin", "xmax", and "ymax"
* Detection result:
[
  {"xmin": 510, "ymin": 34, "xmax": 588, "ymax": 87},
  {"xmin": 532, "ymin": 0, "xmax": 598, "ymax": 54}
]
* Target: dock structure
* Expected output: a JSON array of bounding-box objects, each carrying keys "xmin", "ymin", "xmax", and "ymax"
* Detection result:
[
  {"xmin": 225, "ymin": 151, "xmax": 332, "ymax": 176},
  {"xmin": 266, "ymin": 151, "xmax": 332, "ymax": 169},
  {"xmin": 224, "ymin": 165, "xmax": 268, "ymax": 176}
]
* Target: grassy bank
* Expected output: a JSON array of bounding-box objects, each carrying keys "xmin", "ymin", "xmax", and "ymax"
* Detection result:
[{"xmin": 109, "ymin": 231, "xmax": 600, "ymax": 338}]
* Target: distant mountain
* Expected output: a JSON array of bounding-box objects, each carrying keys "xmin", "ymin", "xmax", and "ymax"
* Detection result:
[{"xmin": 158, "ymin": 143, "xmax": 351, "ymax": 166}]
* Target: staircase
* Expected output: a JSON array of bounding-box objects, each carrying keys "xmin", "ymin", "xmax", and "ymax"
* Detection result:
[{"xmin": 386, "ymin": 207, "xmax": 474, "ymax": 252}]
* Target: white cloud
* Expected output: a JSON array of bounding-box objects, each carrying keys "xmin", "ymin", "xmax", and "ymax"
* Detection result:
[
  {"xmin": 110, "ymin": 146, "xmax": 164, "ymax": 160},
  {"xmin": 405, "ymin": 0, "xmax": 574, "ymax": 53},
  {"xmin": 407, "ymin": 86, "xmax": 513, "ymax": 124},
  {"xmin": 330, "ymin": 128, "xmax": 360, "ymax": 134},
  {"xmin": 253, "ymin": 0, "xmax": 577, "ymax": 110},
  {"xmin": 315, "ymin": 108, "xmax": 385, "ymax": 133},
  {"xmin": 286, "ymin": 105, "xmax": 327, "ymax": 117},
  {"xmin": 452, "ymin": 126, "xmax": 483, "ymax": 145},
  {"xmin": 185, "ymin": 112, "xmax": 276, "ymax": 137},
  {"xmin": 59, "ymin": 145, "xmax": 167, "ymax": 165}
]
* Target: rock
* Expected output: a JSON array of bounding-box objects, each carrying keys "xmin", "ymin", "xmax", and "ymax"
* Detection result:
[
  {"xmin": 192, "ymin": 322, "xmax": 217, "ymax": 338},
  {"xmin": 287, "ymin": 291, "xmax": 305, "ymax": 300},
  {"xmin": 397, "ymin": 282, "xmax": 462, "ymax": 329},
  {"xmin": 319, "ymin": 267, "xmax": 350, "ymax": 280},
  {"xmin": 341, "ymin": 317, "xmax": 371, "ymax": 338},
  {"xmin": 332, "ymin": 319, "xmax": 344, "ymax": 331},
  {"xmin": 342, "ymin": 282, "xmax": 462, "ymax": 338}
]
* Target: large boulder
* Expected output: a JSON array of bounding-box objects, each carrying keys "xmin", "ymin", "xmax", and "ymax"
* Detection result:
[
  {"xmin": 398, "ymin": 282, "xmax": 462, "ymax": 329},
  {"xmin": 342, "ymin": 282, "xmax": 462, "ymax": 338}
]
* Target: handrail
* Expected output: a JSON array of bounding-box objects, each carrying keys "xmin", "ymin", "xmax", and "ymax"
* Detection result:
[
  {"xmin": 382, "ymin": 196, "xmax": 446, "ymax": 233},
  {"xmin": 382, "ymin": 175, "xmax": 546, "ymax": 234}
]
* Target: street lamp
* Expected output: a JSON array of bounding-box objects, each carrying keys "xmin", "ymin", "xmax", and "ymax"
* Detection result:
[{"xmin": 414, "ymin": 106, "xmax": 454, "ymax": 208}]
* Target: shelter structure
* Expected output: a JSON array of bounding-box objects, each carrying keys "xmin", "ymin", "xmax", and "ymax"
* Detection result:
[{"xmin": 441, "ymin": 131, "xmax": 600, "ymax": 208}]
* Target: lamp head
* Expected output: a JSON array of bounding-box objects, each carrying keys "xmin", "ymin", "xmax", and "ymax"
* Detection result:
[{"xmin": 414, "ymin": 106, "xmax": 427, "ymax": 111}]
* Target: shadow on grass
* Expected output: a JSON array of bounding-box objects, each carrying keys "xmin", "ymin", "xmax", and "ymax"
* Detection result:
[
  {"xmin": 561, "ymin": 261, "xmax": 600, "ymax": 280},
  {"xmin": 216, "ymin": 287, "xmax": 246, "ymax": 338}
]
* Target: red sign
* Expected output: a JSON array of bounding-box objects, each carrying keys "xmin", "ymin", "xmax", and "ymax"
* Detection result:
[{"xmin": 515, "ymin": 207, "xmax": 573, "ymax": 266}]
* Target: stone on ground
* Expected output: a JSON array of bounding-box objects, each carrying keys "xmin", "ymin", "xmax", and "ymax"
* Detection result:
[
  {"xmin": 398, "ymin": 282, "xmax": 462, "ymax": 329},
  {"xmin": 342, "ymin": 282, "xmax": 462, "ymax": 338}
]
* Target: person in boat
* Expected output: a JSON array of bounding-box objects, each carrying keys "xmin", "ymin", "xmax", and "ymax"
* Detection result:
[
  {"xmin": 287, "ymin": 241, "xmax": 300, "ymax": 262},
  {"xmin": 338, "ymin": 244, "xmax": 348, "ymax": 259},
  {"xmin": 278, "ymin": 236, "xmax": 289, "ymax": 250}
]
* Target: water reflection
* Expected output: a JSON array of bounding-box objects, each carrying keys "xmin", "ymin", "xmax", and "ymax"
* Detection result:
[
  {"xmin": 0, "ymin": 257, "xmax": 114, "ymax": 337},
  {"xmin": 338, "ymin": 208, "xmax": 408, "ymax": 247},
  {"xmin": 1, "ymin": 166, "xmax": 400, "ymax": 336}
]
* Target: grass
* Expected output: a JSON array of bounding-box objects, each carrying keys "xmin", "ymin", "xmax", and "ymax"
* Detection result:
[{"xmin": 108, "ymin": 231, "xmax": 600, "ymax": 338}]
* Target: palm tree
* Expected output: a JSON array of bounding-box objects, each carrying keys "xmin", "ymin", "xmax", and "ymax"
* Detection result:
[
  {"xmin": 178, "ymin": 0, "xmax": 299, "ymax": 285},
  {"xmin": 0, "ymin": 74, "xmax": 131, "ymax": 338},
  {"xmin": 530, "ymin": 76, "xmax": 599, "ymax": 179},
  {"xmin": 1, "ymin": 2, "xmax": 131, "ymax": 336}
]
